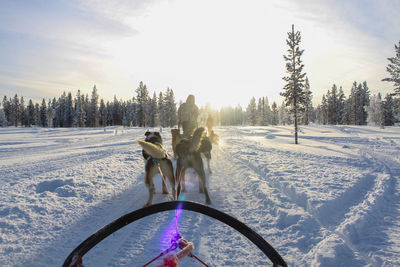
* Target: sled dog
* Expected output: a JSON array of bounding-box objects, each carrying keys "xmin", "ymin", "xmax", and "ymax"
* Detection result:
[
  {"xmin": 171, "ymin": 128, "xmax": 183, "ymax": 159},
  {"xmin": 137, "ymin": 131, "xmax": 176, "ymax": 207},
  {"xmin": 172, "ymin": 128, "xmax": 212, "ymax": 173},
  {"xmin": 175, "ymin": 127, "xmax": 212, "ymax": 204}
]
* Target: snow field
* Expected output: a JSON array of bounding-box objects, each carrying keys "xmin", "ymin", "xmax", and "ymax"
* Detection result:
[{"xmin": 1, "ymin": 125, "xmax": 400, "ymax": 266}]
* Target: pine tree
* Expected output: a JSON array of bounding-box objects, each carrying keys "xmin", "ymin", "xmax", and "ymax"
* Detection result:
[
  {"xmin": 147, "ymin": 92, "xmax": 157, "ymax": 127},
  {"xmin": 0, "ymin": 102, "xmax": 7, "ymax": 127},
  {"xmin": 337, "ymin": 86, "xmax": 346, "ymax": 124},
  {"xmin": 271, "ymin": 102, "xmax": 279, "ymax": 125},
  {"xmin": 11, "ymin": 94, "xmax": 20, "ymax": 126},
  {"xmin": 27, "ymin": 99, "xmax": 35, "ymax": 126},
  {"xmin": 19, "ymin": 96, "xmax": 28, "ymax": 127},
  {"xmin": 2, "ymin": 96, "xmax": 11, "ymax": 125},
  {"xmin": 34, "ymin": 103, "xmax": 40, "ymax": 126},
  {"xmin": 163, "ymin": 88, "xmax": 177, "ymax": 127},
  {"xmin": 47, "ymin": 99, "xmax": 55, "ymax": 127},
  {"xmin": 88, "ymin": 85, "xmax": 99, "ymax": 127},
  {"xmin": 281, "ymin": 24, "xmax": 307, "ymax": 144},
  {"xmin": 302, "ymin": 77, "xmax": 313, "ymax": 125},
  {"xmin": 382, "ymin": 41, "xmax": 400, "ymax": 96},
  {"xmin": 112, "ymin": 96, "xmax": 122, "ymax": 125},
  {"xmin": 256, "ymin": 98, "xmax": 263, "ymax": 125},
  {"xmin": 246, "ymin": 97, "xmax": 257, "ymax": 126},
  {"xmin": 39, "ymin": 98, "xmax": 48, "ymax": 127},
  {"xmin": 278, "ymin": 102, "xmax": 290, "ymax": 125},
  {"xmin": 99, "ymin": 99, "xmax": 107, "ymax": 127},
  {"xmin": 382, "ymin": 93, "xmax": 395, "ymax": 126},
  {"xmin": 366, "ymin": 94, "xmax": 383, "ymax": 126},
  {"xmin": 135, "ymin": 81, "xmax": 149, "ymax": 127},
  {"xmin": 106, "ymin": 101, "xmax": 113, "ymax": 126},
  {"xmin": 74, "ymin": 90, "xmax": 86, "ymax": 127}
]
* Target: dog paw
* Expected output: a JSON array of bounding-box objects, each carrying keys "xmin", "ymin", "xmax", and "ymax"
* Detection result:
[
  {"xmin": 143, "ymin": 202, "xmax": 151, "ymax": 207},
  {"xmin": 205, "ymin": 199, "xmax": 212, "ymax": 205},
  {"xmin": 162, "ymin": 190, "xmax": 169, "ymax": 194}
]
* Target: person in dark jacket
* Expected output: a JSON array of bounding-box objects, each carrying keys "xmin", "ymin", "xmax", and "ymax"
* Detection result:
[{"xmin": 178, "ymin": 94, "xmax": 199, "ymax": 137}]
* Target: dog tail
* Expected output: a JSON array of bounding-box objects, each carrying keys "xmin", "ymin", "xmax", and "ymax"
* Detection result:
[
  {"xmin": 189, "ymin": 127, "xmax": 205, "ymax": 152},
  {"xmin": 136, "ymin": 139, "xmax": 167, "ymax": 159}
]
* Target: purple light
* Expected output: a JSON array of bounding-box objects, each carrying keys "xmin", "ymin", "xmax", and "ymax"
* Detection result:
[{"xmin": 160, "ymin": 203, "xmax": 183, "ymax": 251}]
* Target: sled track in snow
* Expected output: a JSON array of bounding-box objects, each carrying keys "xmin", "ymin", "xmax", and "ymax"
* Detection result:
[{"xmin": 218, "ymin": 128, "xmax": 398, "ymax": 265}]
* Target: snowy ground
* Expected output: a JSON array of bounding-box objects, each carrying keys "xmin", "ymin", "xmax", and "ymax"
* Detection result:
[{"xmin": 1, "ymin": 125, "xmax": 400, "ymax": 266}]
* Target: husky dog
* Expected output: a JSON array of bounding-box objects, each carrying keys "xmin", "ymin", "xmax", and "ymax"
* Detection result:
[
  {"xmin": 137, "ymin": 131, "xmax": 176, "ymax": 207},
  {"xmin": 171, "ymin": 128, "xmax": 183, "ymax": 159},
  {"xmin": 175, "ymin": 127, "xmax": 212, "ymax": 204},
  {"xmin": 172, "ymin": 128, "xmax": 212, "ymax": 173}
]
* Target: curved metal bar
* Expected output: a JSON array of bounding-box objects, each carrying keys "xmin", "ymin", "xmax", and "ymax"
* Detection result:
[{"xmin": 63, "ymin": 201, "xmax": 287, "ymax": 267}]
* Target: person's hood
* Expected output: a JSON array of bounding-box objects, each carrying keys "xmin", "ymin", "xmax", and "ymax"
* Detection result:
[{"xmin": 186, "ymin": 95, "xmax": 195, "ymax": 105}]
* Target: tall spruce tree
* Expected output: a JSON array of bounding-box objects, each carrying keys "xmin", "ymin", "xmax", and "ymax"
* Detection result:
[
  {"xmin": 99, "ymin": 99, "xmax": 107, "ymax": 127},
  {"xmin": 39, "ymin": 98, "xmax": 48, "ymax": 127},
  {"xmin": 302, "ymin": 77, "xmax": 313, "ymax": 125},
  {"xmin": 246, "ymin": 97, "xmax": 257, "ymax": 126},
  {"xmin": 135, "ymin": 81, "xmax": 149, "ymax": 127},
  {"xmin": 366, "ymin": 94, "xmax": 383, "ymax": 126},
  {"xmin": 382, "ymin": 41, "xmax": 400, "ymax": 96},
  {"xmin": 88, "ymin": 85, "xmax": 99, "ymax": 127},
  {"xmin": 271, "ymin": 102, "xmax": 279, "ymax": 125},
  {"xmin": 281, "ymin": 24, "xmax": 307, "ymax": 144},
  {"xmin": 382, "ymin": 93, "xmax": 395, "ymax": 126}
]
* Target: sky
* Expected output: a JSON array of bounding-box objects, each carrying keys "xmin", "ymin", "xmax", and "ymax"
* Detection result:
[{"xmin": 0, "ymin": 0, "xmax": 399, "ymax": 109}]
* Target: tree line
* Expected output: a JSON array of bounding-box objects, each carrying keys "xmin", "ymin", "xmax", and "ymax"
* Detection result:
[{"xmin": 1, "ymin": 29, "xmax": 399, "ymax": 130}]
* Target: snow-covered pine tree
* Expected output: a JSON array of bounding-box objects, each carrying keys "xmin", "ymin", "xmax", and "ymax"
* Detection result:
[
  {"xmin": 271, "ymin": 102, "xmax": 279, "ymax": 125},
  {"xmin": 19, "ymin": 96, "xmax": 28, "ymax": 127},
  {"xmin": 64, "ymin": 92, "xmax": 74, "ymax": 127},
  {"xmin": 112, "ymin": 95, "xmax": 122, "ymax": 125},
  {"xmin": 88, "ymin": 85, "xmax": 99, "ymax": 127},
  {"xmin": 382, "ymin": 93, "xmax": 395, "ymax": 126},
  {"xmin": 39, "ymin": 98, "xmax": 48, "ymax": 127},
  {"xmin": 50, "ymin": 98, "xmax": 57, "ymax": 127},
  {"xmin": 27, "ymin": 99, "xmax": 36, "ymax": 126},
  {"xmin": 135, "ymin": 81, "xmax": 149, "ymax": 127},
  {"xmin": 0, "ymin": 101, "xmax": 7, "ymax": 127},
  {"xmin": 302, "ymin": 77, "xmax": 313, "ymax": 125},
  {"xmin": 157, "ymin": 91, "xmax": 165, "ymax": 127},
  {"xmin": 279, "ymin": 102, "xmax": 290, "ymax": 125},
  {"xmin": 366, "ymin": 93, "xmax": 383, "ymax": 127},
  {"xmin": 360, "ymin": 81, "xmax": 370, "ymax": 125},
  {"xmin": 34, "ymin": 103, "xmax": 40, "ymax": 126},
  {"xmin": 327, "ymin": 85, "xmax": 338, "ymax": 124},
  {"xmin": 74, "ymin": 90, "xmax": 86, "ymax": 127},
  {"xmin": 55, "ymin": 92, "xmax": 66, "ymax": 127},
  {"xmin": 281, "ymin": 24, "xmax": 307, "ymax": 144},
  {"xmin": 129, "ymin": 98, "xmax": 137, "ymax": 127},
  {"xmin": 382, "ymin": 41, "xmax": 400, "ymax": 97},
  {"xmin": 2, "ymin": 96, "xmax": 11, "ymax": 125},
  {"xmin": 11, "ymin": 94, "xmax": 20, "ymax": 126},
  {"xmin": 47, "ymin": 99, "xmax": 54, "ymax": 127},
  {"xmin": 146, "ymin": 92, "xmax": 157, "ymax": 127},
  {"xmin": 164, "ymin": 88, "xmax": 177, "ymax": 127},
  {"xmin": 247, "ymin": 97, "xmax": 257, "ymax": 126},
  {"xmin": 337, "ymin": 86, "xmax": 346, "ymax": 124},
  {"xmin": 256, "ymin": 98, "xmax": 263, "ymax": 125},
  {"xmin": 99, "ymin": 99, "xmax": 107, "ymax": 127}
]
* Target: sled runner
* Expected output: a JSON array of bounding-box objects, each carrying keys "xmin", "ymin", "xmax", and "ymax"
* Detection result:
[{"xmin": 63, "ymin": 201, "xmax": 287, "ymax": 267}]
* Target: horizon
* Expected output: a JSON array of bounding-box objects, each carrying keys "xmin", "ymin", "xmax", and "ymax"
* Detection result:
[{"xmin": 1, "ymin": 0, "xmax": 399, "ymax": 109}]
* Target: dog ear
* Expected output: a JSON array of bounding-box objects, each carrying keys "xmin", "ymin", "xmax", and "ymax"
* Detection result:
[{"xmin": 145, "ymin": 131, "xmax": 151, "ymax": 136}]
